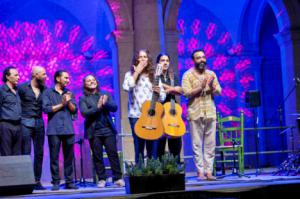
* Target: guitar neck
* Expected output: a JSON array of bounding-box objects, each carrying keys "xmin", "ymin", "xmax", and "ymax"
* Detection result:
[
  {"xmin": 150, "ymin": 76, "xmax": 160, "ymax": 110},
  {"xmin": 170, "ymin": 78, "xmax": 175, "ymax": 110}
]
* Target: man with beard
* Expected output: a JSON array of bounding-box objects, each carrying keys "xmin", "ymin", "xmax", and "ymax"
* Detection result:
[
  {"xmin": 43, "ymin": 70, "xmax": 78, "ymax": 190},
  {"xmin": 19, "ymin": 66, "xmax": 47, "ymax": 190},
  {"xmin": 182, "ymin": 49, "xmax": 222, "ymax": 181},
  {"xmin": 0, "ymin": 66, "xmax": 22, "ymax": 156}
]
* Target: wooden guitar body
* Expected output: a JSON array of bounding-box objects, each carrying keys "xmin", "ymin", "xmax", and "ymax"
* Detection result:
[
  {"xmin": 162, "ymin": 102, "xmax": 186, "ymax": 137},
  {"xmin": 134, "ymin": 100, "xmax": 164, "ymax": 140}
]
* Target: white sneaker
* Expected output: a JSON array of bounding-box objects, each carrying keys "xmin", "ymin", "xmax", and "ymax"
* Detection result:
[
  {"xmin": 97, "ymin": 180, "xmax": 106, "ymax": 188},
  {"xmin": 114, "ymin": 179, "xmax": 125, "ymax": 187}
]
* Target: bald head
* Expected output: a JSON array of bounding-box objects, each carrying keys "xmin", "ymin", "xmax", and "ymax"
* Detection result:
[
  {"xmin": 31, "ymin": 66, "xmax": 47, "ymax": 86},
  {"xmin": 32, "ymin": 66, "xmax": 45, "ymax": 76}
]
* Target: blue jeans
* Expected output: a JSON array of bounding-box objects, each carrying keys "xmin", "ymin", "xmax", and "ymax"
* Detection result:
[{"xmin": 129, "ymin": 118, "xmax": 157, "ymax": 163}]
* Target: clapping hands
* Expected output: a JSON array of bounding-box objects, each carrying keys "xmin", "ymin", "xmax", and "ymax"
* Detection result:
[{"xmin": 97, "ymin": 95, "xmax": 108, "ymax": 108}]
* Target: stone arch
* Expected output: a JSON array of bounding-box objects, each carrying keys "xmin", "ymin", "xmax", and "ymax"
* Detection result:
[
  {"xmin": 164, "ymin": 0, "xmax": 181, "ymax": 31},
  {"xmin": 106, "ymin": 0, "xmax": 133, "ymax": 31},
  {"xmin": 238, "ymin": 0, "xmax": 268, "ymax": 47},
  {"xmin": 238, "ymin": 0, "xmax": 300, "ymax": 45},
  {"xmin": 239, "ymin": 0, "xmax": 300, "ymax": 147}
]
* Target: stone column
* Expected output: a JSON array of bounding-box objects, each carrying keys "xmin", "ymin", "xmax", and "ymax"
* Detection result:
[
  {"xmin": 133, "ymin": 0, "xmax": 162, "ymax": 56},
  {"xmin": 165, "ymin": 31, "xmax": 179, "ymax": 76},
  {"xmin": 115, "ymin": 31, "xmax": 135, "ymax": 162}
]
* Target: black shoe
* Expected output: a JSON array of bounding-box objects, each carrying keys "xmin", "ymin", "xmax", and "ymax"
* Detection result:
[
  {"xmin": 51, "ymin": 184, "xmax": 60, "ymax": 191},
  {"xmin": 65, "ymin": 183, "xmax": 79, "ymax": 190},
  {"xmin": 35, "ymin": 182, "xmax": 46, "ymax": 190}
]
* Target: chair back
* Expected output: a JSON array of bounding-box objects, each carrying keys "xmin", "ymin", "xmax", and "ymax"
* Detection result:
[{"xmin": 217, "ymin": 111, "xmax": 244, "ymax": 147}]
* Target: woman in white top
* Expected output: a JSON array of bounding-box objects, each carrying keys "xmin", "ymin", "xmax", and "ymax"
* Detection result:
[{"xmin": 123, "ymin": 49, "xmax": 166, "ymax": 163}]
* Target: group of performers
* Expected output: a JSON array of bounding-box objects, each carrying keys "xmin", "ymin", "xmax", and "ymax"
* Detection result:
[{"xmin": 0, "ymin": 48, "xmax": 221, "ymax": 191}]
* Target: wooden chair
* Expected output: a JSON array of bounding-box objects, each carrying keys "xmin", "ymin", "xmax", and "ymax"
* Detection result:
[{"xmin": 215, "ymin": 111, "xmax": 245, "ymax": 175}]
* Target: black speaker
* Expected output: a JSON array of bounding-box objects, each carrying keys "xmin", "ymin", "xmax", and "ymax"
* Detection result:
[
  {"xmin": 245, "ymin": 90, "xmax": 261, "ymax": 108},
  {"xmin": 0, "ymin": 155, "xmax": 35, "ymax": 195}
]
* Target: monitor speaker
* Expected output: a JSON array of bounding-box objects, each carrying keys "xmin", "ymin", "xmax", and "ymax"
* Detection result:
[
  {"xmin": 245, "ymin": 90, "xmax": 261, "ymax": 108},
  {"xmin": 0, "ymin": 155, "xmax": 35, "ymax": 195}
]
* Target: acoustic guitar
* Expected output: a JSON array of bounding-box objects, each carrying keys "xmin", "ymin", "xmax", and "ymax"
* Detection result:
[
  {"xmin": 134, "ymin": 64, "xmax": 164, "ymax": 140},
  {"xmin": 162, "ymin": 72, "xmax": 186, "ymax": 137}
]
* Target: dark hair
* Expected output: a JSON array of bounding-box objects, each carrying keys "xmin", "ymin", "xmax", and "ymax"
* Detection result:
[
  {"xmin": 54, "ymin": 70, "xmax": 67, "ymax": 83},
  {"xmin": 156, "ymin": 53, "xmax": 170, "ymax": 63},
  {"xmin": 83, "ymin": 74, "xmax": 100, "ymax": 96},
  {"xmin": 191, "ymin": 49, "xmax": 205, "ymax": 60},
  {"xmin": 130, "ymin": 49, "xmax": 154, "ymax": 83},
  {"xmin": 156, "ymin": 53, "xmax": 176, "ymax": 80},
  {"xmin": 2, "ymin": 66, "xmax": 16, "ymax": 83}
]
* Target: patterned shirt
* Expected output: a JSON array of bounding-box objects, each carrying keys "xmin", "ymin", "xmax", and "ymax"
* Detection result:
[
  {"xmin": 123, "ymin": 71, "xmax": 166, "ymax": 118},
  {"xmin": 182, "ymin": 68, "xmax": 221, "ymax": 120}
]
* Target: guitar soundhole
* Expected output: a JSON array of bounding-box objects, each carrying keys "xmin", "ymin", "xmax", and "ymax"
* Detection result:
[
  {"xmin": 148, "ymin": 109, "xmax": 156, "ymax": 116},
  {"xmin": 169, "ymin": 109, "xmax": 177, "ymax": 116}
]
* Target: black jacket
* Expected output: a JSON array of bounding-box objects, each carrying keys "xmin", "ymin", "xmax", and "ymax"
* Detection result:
[{"xmin": 79, "ymin": 91, "xmax": 118, "ymax": 139}]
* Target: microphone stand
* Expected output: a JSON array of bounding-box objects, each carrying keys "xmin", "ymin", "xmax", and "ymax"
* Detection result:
[
  {"xmin": 217, "ymin": 139, "xmax": 250, "ymax": 179},
  {"xmin": 277, "ymin": 78, "xmax": 299, "ymax": 152},
  {"xmin": 252, "ymin": 108, "xmax": 261, "ymax": 176},
  {"xmin": 74, "ymin": 138, "xmax": 94, "ymax": 187},
  {"xmin": 269, "ymin": 78, "xmax": 299, "ymax": 127},
  {"xmin": 273, "ymin": 78, "xmax": 300, "ymax": 176}
]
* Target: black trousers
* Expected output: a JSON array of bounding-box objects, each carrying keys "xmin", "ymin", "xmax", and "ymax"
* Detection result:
[
  {"xmin": 157, "ymin": 136, "xmax": 182, "ymax": 163},
  {"xmin": 21, "ymin": 124, "xmax": 45, "ymax": 182},
  {"xmin": 48, "ymin": 135, "xmax": 74, "ymax": 185},
  {"xmin": 89, "ymin": 135, "xmax": 122, "ymax": 181},
  {"xmin": 129, "ymin": 118, "xmax": 157, "ymax": 163},
  {"xmin": 0, "ymin": 121, "xmax": 22, "ymax": 156}
]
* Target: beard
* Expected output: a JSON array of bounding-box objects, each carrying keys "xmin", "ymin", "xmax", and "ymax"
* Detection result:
[
  {"xmin": 36, "ymin": 78, "xmax": 45, "ymax": 87},
  {"xmin": 195, "ymin": 61, "xmax": 206, "ymax": 70}
]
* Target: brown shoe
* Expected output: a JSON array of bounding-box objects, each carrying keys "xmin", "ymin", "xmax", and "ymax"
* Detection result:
[
  {"xmin": 197, "ymin": 172, "xmax": 207, "ymax": 180},
  {"xmin": 206, "ymin": 173, "xmax": 216, "ymax": 181}
]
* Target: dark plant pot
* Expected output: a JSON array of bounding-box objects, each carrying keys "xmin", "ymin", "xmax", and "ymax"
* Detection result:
[{"xmin": 124, "ymin": 173, "xmax": 185, "ymax": 194}]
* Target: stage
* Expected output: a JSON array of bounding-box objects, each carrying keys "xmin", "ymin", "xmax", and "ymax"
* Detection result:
[{"xmin": 4, "ymin": 168, "xmax": 300, "ymax": 199}]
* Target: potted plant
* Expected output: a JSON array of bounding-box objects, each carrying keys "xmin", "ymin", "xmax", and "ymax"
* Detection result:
[{"xmin": 124, "ymin": 153, "xmax": 185, "ymax": 194}]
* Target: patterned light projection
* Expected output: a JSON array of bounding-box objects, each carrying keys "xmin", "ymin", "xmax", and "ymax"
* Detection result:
[
  {"xmin": 107, "ymin": 0, "xmax": 123, "ymax": 41},
  {"xmin": 176, "ymin": 1, "xmax": 289, "ymax": 170},
  {"xmin": 177, "ymin": 3, "xmax": 255, "ymax": 122},
  {"xmin": 0, "ymin": 19, "xmax": 113, "ymax": 136},
  {"xmin": 176, "ymin": 1, "xmax": 258, "ymax": 172}
]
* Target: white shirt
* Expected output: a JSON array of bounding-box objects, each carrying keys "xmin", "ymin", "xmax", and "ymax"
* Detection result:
[{"xmin": 123, "ymin": 71, "xmax": 166, "ymax": 118}]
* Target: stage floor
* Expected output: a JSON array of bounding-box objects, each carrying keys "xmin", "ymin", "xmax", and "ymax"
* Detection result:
[{"xmin": 4, "ymin": 168, "xmax": 300, "ymax": 199}]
